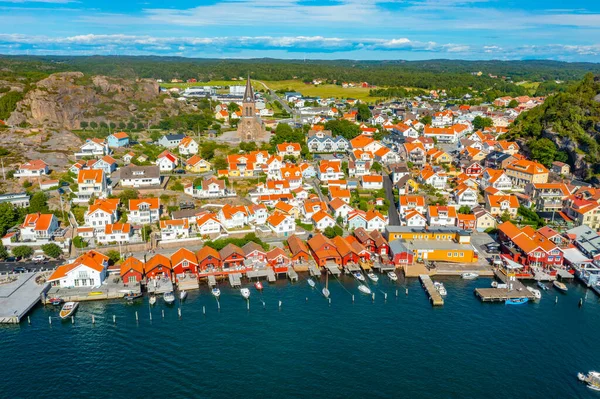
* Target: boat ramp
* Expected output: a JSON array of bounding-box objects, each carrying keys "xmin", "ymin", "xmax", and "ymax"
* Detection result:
[
  {"xmin": 207, "ymin": 275, "xmax": 217, "ymax": 287},
  {"xmin": 419, "ymin": 274, "xmax": 444, "ymax": 306}
]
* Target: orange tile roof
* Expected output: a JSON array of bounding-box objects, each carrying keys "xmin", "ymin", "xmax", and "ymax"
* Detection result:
[
  {"xmin": 78, "ymin": 169, "xmax": 104, "ymax": 184},
  {"xmin": 196, "ymin": 246, "xmax": 221, "ymax": 261},
  {"xmin": 145, "ymin": 254, "xmax": 172, "ymax": 272},
  {"xmin": 129, "ymin": 197, "xmax": 160, "ymax": 211},
  {"xmin": 48, "ymin": 250, "xmax": 108, "ymax": 282},
  {"xmin": 112, "ymin": 131, "xmax": 129, "ymax": 139},
  {"xmin": 170, "ymin": 248, "xmax": 197, "ymax": 266},
  {"xmin": 21, "ymin": 213, "xmax": 55, "ymax": 231},
  {"xmin": 105, "ymin": 223, "xmax": 131, "ymax": 234},
  {"xmin": 267, "ymin": 211, "xmax": 289, "ymax": 227},
  {"xmin": 120, "ymin": 256, "xmax": 144, "ymax": 276},
  {"xmin": 350, "ymin": 134, "xmax": 375, "ymax": 149},
  {"xmin": 362, "ymin": 175, "xmax": 383, "ymax": 183}
]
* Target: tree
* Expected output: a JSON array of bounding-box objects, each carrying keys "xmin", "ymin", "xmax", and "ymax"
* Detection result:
[
  {"xmin": 106, "ymin": 250, "xmax": 121, "ymax": 265},
  {"xmin": 228, "ymin": 102, "xmax": 240, "ymax": 112},
  {"xmin": 12, "ymin": 245, "xmax": 34, "ymax": 259},
  {"xmin": 508, "ymin": 99, "xmax": 519, "ymax": 108},
  {"xmin": 0, "ymin": 244, "xmax": 8, "ymax": 260},
  {"xmin": 336, "ymin": 215, "xmax": 344, "ymax": 225},
  {"xmin": 323, "ymin": 226, "xmax": 342, "ymax": 239},
  {"xmin": 324, "ymin": 119, "xmax": 361, "ymax": 140},
  {"xmin": 528, "ymin": 138, "xmax": 559, "ymax": 167},
  {"xmin": 80, "ymin": 121, "xmax": 88, "ymax": 130},
  {"xmin": 28, "ymin": 192, "xmax": 48, "ymax": 213},
  {"xmin": 141, "ymin": 225, "xmax": 153, "ymax": 242},
  {"xmin": 371, "ymin": 161, "xmax": 383, "ymax": 173},
  {"xmin": 358, "ymin": 200, "xmax": 368, "ymax": 211},
  {"xmin": 458, "ymin": 205, "xmax": 472, "ymax": 214},
  {"xmin": 150, "ymin": 131, "xmax": 162, "ymax": 142},
  {"xmin": 500, "ymin": 210, "xmax": 512, "ymax": 222},
  {"xmin": 0, "ymin": 203, "xmax": 17, "ymax": 237},
  {"xmin": 213, "ymin": 156, "xmax": 227, "ymax": 171},
  {"xmin": 357, "ymin": 104, "xmax": 371, "ymax": 122},
  {"xmin": 90, "ymin": 121, "xmax": 98, "ymax": 129},
  {"xmin": 420, "ymin": 115, "xmax": 432, "ymax": 125},
  {"xmin": 41, "ymin": 243, "xmax": 62, "ymax": 258},
  {"xmin": 118, "ymin": 121, "xmax": 126, "ymax": 129},
  {"xmin": 472, "ymin": 116, "xmax": 493, "ymax": 130},
  {"xmin": 118, "ymin": 189, "xmax": 139, "ymax": 203},
  {"xmin": 73, "ymin": 236, "xmax": 88, "ymax": 249}
]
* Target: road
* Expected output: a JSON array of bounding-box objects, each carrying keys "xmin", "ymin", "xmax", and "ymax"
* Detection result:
[
  {"xmin": 0, "ymin": 260, "xmax": 61, "ymax": 273},
  {"xmin": 255, "ymin": 80, "xmax": 294, "ymax": 115},
  {"xmin": 383, "ymin": 175, "xmax": 400, "ymax": 226}
]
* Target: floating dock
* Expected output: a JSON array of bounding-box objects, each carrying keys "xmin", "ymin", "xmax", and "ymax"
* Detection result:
[
  {"xmin": 0, "ymin": 272, "xmax": 49, "ymax": 324},
  {"xmin": 475, "ymin": 269, "xmax": 535, "ymax": 302},
  {"xmin": 308, "ymin": 265, "xmax": 322, "ymax": 277},
  {"xmin": 555, "ymin": 268, "xmax": 575, "ymax": 279},
  {"xmin": 419, "ymin": 274, "xmax": 444, "ymax": 306},
  {"xmin": 228, "ymin": 273, "xmax": 242, "ymax": 287}
]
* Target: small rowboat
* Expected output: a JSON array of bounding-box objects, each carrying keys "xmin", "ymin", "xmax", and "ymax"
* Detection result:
[
  {"xmin": 59, "ymin": 302, "xmax": 79, "ymax": 320},
  {"xmin": 461, "ymin": 272, "xmax": 479, "ymax": 280},
  {"xmin": 254, "ymin": 281, "xmax": 263, "ymax": 291},
  {"xmin": 307, "ymin": 278, "xmax": 315, "ymax": 288},
  {"xmin": 163, "ymin": 291, "xmax": 175, "ymax": 305},
  {"xmin": 537, "ymin": 281, "xmax": 548, "ymax": 290},
  {"xmin": 387, "ymin": 271, "xmax": 398, "ymax": 282},
  {"xmin": 124, "ymin": 291, "xmax": 142, "ymax": 301},
  {"xmin": 180, "ymin": 290, "xmax": 188, "ymax": 301},
  {"xmin": 358, "ymin": 284, "xmax": 372, "ymax": 295},
  {"xmin": 553, "ymin": 280, "xmax": 568, "ymax": 293},
  {"xmin": 48, "ymin": 297, "xmax": 62, "ymax": 306},
  {"xmin": 505, "ymin": 297, "xmax": 529, "ymax": 305},
  {"xmin": 212, "ymin": 288, "xmax": 221, "ymax": 298},
  {"xmin": 240, "ymin": 288, "xmax": 251, "ymax": 299},
  {"xmin": 149, "ymin": 295, "xmax": 157, "ymax": 306}
]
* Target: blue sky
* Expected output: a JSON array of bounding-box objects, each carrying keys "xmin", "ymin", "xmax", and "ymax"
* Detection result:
[{"xmin": 0, "ymin": 0, "xmax": 599, "ymax": 61}]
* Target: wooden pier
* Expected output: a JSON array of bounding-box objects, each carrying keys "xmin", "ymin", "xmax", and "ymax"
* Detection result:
[
  {"xmin": 207, "ymin": 275, "xmax": 217, "ymax": 287},
  {"xmin": 0, "ymin": 272, "xmax": 49, "ymax": 324},
  {"xmin": 286, "ymin": 268, "xmax": 298, "ymax": 282},
  {"xmin": 308, "ymin": 265, "xmax": 322, "ymax": 277},
  {"xmin": 228, "ymin": 273, "xmax": 242, "ymax": 287},
  {"xmin": 419, "ymin": 274, "xmax": 444, "ymax": 306},
  {"xmin": 344, "ymin": 263, "xmax": 361, "ymax": 273},
  {"xmin": 246, "ymin": 269, "xmax": 276, "ymax": 282},
  {"xmin": 324, "ymin": 263, "xmax": 341, "ymax": 276},
  {"xmin": 475, "ymin": 269, "xmax": 535, "ymax": 302}
]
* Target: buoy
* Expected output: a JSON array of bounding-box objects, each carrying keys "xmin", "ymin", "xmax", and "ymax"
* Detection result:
[{"xmin": 113, "ymin": 315, "xmax": 116, "ymax": 324}]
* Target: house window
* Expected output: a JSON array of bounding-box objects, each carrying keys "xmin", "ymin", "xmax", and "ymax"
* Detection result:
[
  {"xmin": 183, "ymin": 260, "xmax": 189, "ymax": 267},
  {"xmin": 448, "ymin": 252, "xmax": 452, "ymax": 257},
  {"xmin": 128, "ymin": 275, "xmax": 137, "ymax": 283}
]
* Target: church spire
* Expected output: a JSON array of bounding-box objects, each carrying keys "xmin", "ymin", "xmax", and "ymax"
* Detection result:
[{"xmin": 243, "ymin": 73, "xmax": 254, "ymax": 103}]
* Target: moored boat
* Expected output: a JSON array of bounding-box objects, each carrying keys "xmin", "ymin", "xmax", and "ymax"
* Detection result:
[
  {"xmin": 307, "ymin": 278, "xmax": 315, "ymax": 288},
  {"xmin": 526, "ymin": 286, "xmax": 542, "ymax": 300},
  {"xmin": 387, "ymin": 271, "xmax": 398, "ymax": 282},
  {"xmin": 553, "ymin": 280, "xmax": 568, "ymax": 293},
  {"xmin": 254, "ymin": 281, "xmax": 263, "ymax": 291},
  {"xmin": 537, "ymin": 281, "xmax": 549, "ymax": 290},
  {"xmin": 212, "ymin": 288, "xmax": 221, "ymax": 298},
  {"xmin": 240, "ymin": 288, "xmax": 251, "ymax": 299},
  {"xmin": 59, "ymin": 302, "xmax": 79, "ymax": 319},
  {"xmin": 461, "ymin": 272, "xmax": 479, "ymax": 279},
  {"xmin": 578, "ymin": 371, "xmax": 600, "ymax": 391},
  {"xmin": 367, "ymin": 272, "xmax": 379, "ymax": 282},
  {"xmin": 163, "ymin": 291, "xmax": 175, "ymax": 304},
  {"xmin": 322, "ymin": 273, "xmax": 330, "ymax": 298},
  {"xmin": 505, "ymin": 297, "xmax": 529, "ymax": 305},
  {"xmin": 180, "ymin": 290, "xmax": 188, "ymax": 301},
  {"xmin": 48, "ymin": 297, "xmax": 63, "ymax": 306},
  {"xmin": 124, "ymin": 291, "xmax": 143, "ymax": 301},
  {"xmin": 353, "ymin": 271, "xmax": 365, "ymax": 281},
  {"xmin": 358, "ymin": 284, "xmax": 372, "ymax": 295},
  {"xmin": 149, "ymin": 295, "xmax": 157, "ymax": 305},
  {"xmin": 434, "ymin": 282, "xmax": 447, "ymax": 296}
]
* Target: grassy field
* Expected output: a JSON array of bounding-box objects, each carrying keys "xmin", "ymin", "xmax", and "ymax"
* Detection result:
[
  {"xmin": 516, "ymin": 81, "xmax": 540, "ymax": 95},
  {"xmin": 161, "ymin": 79, "xmax": 383, "ymax": 101}
]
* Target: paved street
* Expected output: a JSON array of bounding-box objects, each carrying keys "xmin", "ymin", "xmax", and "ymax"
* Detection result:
[
  {"xmin": 0, "ymin": 260, "xmax": 61, "ymax": 273},
  {"xmin": 383, "ymin": 175, "xmax": 400, "ymax": 226},
  {"xmin": 255, "ymin": 80, "xmax": 295, "ymax": 115}
]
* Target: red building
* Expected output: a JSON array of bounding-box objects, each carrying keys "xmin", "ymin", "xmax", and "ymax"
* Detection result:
[
  {"xmin": 267, "ymin": 247, "xmax": 291, "ymax": 273},
  {"xmin": 332, "ymin": 236, "xmax": 358, "ymax": 265},
  {"xmin": 288, "ymin": 235, "xmax": 311, "ymax": 264},
  {"xmin": 120, "ymin": 257, "xmax": 144, "ymax": 286},
  {"xmin": 307, "ymin": 234, "xmax": 341, "ymax": 267},
  {"xmin": 456, "ymin": 213, "xmax": 476, "ymax": 231},
  {"xmin": 498, "ymin": 221, "xmax": 564, "ymax": 271},
  {"xmin": 196, "ymin": 246, "xmax": 221, "ymax": 275},
  {"xmin": 171, "ymin": 248, "xmax": 198, "ymax": 279},
  {"xmin": 354, "ymin": 228, "xmax": 376, "ymax": 252},
  {"xmin": 243, "ymin": 241, "xmax": 267, "ymax": 263},
  {"xmin": 345, "ymin": 236, "xmax": 371, "ymax": 262},
  {"xmin": 389, "ymin": 240, "xmax": 415, "ymax": 265},
  {"xmin": 219, "ymin": 244, "xmax": 245, "ymax": 271},
  {"xmin": 463, "ymin": 161, "xmax": 483, "ymax": 177},
  {"xmin": 144, "ymin": 254, "xmax": 172, "ymax": 279},
  {"xmin": 369, "ymin": 230, "xmax": 390, "ymax": 256}
]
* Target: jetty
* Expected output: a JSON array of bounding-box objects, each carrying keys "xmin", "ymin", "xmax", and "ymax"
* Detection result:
[
  {"xmin": 228, "ymin": 273, "xmax": 242, "ymax": 287},
  {"xmin": 344, "ymin": 263, "xmax": 361, "ymax": 273},
  {"xmin": 146, "ymin": 277, "xmax": 173, "ymax": 294},
  {"xmin": 324, "ymin": 262, "xmax": 341, "ymax": 276},
  {"xmin": 207, "ymin": 275, "xmax": 217, "ymax": 287},
  {"xmin": 246, "ymin": 269, "xmax": 276, "ymax": 282},
  {"xmin": 474, "ymin": 269, "xmax": 535, "ymax": 302},
  {"xmin": 287, "ymin": 268, "xmax": 298, "ymax": 282},
  {"xmin": 0, "ymin": 272, "xmax": 49, "ymax": 324},
  {"xmin": 555, "ymin": 268, "xmax": 574, "ymax": 280},
  {"xmin": 308, "ymin": 264, "xmax": 321, "ymax": 277},
  {"xmin": 419, "ymin": 274, "xmax": 444, "ymax": 306}
]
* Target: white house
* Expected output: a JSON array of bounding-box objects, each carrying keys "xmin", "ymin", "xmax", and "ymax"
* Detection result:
[
  {"xmin": 454, "ymin": 184, "xmax": 479, "ymax": 207},
  {"xmin": 178, "ymin": 137, "xmax": 199, "ymax": 155},
  {"xmin": 20, "ymin": 213, "xmax": 59, "ymax": 241},
  {"xmin": 267, "ymin": 211, "xmax": 296, "ymax": 236},
  {"xmin": 404, "ymin": 210, "xmax": 427, "ymax": 227},
  {"xmin": 361, "ymin": 175, "xmax": 384, "ymax": 190},
  {"xmin": 75, "ymin": 138, "xmax": 109, "ymax": 158},
  {"xmin": 318, "ymin": 160, "xmax": 345, "ymax": 181},
  {"xmin": 427, "ymin": 206, "xmax": 457, "ymax": 227},
  {"xmin": 196, "ymin": 214, "xmax": 225, "ymax": 236},
  {"xmin": 47, "ymin": 251, "xmax": 109, "ymax": 288},
  {"xmin": 156, "ymin": 151, "xmax": 179, "ymax": 172},
  {"xmin": 218, "ymin": 204, "xmax": 248, "ymax": 229},
  {"xmin": 159, "ymin": 219, "xmax": 190, "ymax": 241},
  {"xmin": 312, "ymin": 211, "xmax": 336, "ymax": 231},
  {"xmin": 76, "ymin": 169, "xmax": 109, "ymax": 203},
  {"xmin": 84, "ymin": 198, "xmax": 120, "ymax": 232},
  {"xmin": 119, "ymin": 165, "xmax": 161, "ymax": 188},
  {"xmin": 480, "ymin": 168, "xmax": 513, "ymax": 191},
  {"xmin": 14, "ymin": 160, "xmax": 49, "ymax": 178},
  {"xmin": 329, "ymin": 198, "xmax": 354, "ymax": 220},
  {"xmin": 366, "ymin": 210, "xmax": 386, "ymax": 232},
  {"xmin": 128, "ymin": 198, "xmax": 161, "ymax": 225},
  {"xmin": 96, "ymin": 223, "xmax": 133, "ymax": 244}
]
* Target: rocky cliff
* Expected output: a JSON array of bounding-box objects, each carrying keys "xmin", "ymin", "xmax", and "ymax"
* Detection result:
[{"xmin": 7, "ymin": 72, "xmax": 188, "ymax": 130}]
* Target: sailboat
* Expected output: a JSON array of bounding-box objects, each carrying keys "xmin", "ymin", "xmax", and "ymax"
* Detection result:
[
  {"xmin": 322, "ymin": 273, "xmax": 330, "ymax": 298},
  {"xmin": 307, "ymin": 278, "xmax": 315, "ymax": 288}
]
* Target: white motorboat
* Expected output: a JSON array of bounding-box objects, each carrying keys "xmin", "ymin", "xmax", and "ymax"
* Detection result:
[
  {"xmin": 59, "ymin": 302, "xmax": 79, "ymax": 320},
  {"xmin": 553, "ymin": 280, "xmax": 568, "ymax": 293},
  {"xmin": 526, "ymin": 286, "xmax": 542, "ymax": 300},
  {"xmin": 387, "ymin": 271, "xmax": 398, "ymax": 282},
  {"xmin": 461, "ymin": 272, "xmax": 479, "ymax": 280},
  {"xmin": 353, "ymin": 271, "xmax": 365, "ymax": 281},
  {"xmin": 163, "ymin": 291, "xmax": 175, "ymax": 305},
  {"xmin": 491, "ymin": 281, "xmax": 498, "ymax": 288},
  {"xmin": 240, "ymin": 288, "xmax": 251, "ymax": 299},
  {"xmin": 322, "ymin": 273, "xmax": 330, "ymax": 298},
  {"xmin": 307, "ymin": 278, "xmax": 315, "ymax": 288},
  {"xmin": 211, "ymin": 288, "xmax": 221, "ymax": 298},
  {"xmin": 180, "ymin": 290, "xmax": 188, "ymax": 301},
  {"xmin": 434, "ymin": 282, "xmax": 447, "ymax": 296},
  {"xmin": 149, "ymin": 295, "xmax": 157, "ymax": 305},
  {"xmin": 578, "ymin": 371, "xmax": 600, "ymax": 391},
  {"xmin": 358, "ymin": 284, "xmax": 372, "ymax": 295},
  {"xmin": 367, "ymin": 272, "xmax": 379, "ymax": 282}
]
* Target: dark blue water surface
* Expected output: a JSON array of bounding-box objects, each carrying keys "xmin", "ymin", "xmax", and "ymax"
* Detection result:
[{"xmin": 1, "ymin": 275, "xmax": 599, "ymax": 398}]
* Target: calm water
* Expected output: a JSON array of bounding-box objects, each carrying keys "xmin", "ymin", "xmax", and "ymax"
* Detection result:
[{"xmin": 1, "ymin": 274, "xmax": 599, "ymax": 399}]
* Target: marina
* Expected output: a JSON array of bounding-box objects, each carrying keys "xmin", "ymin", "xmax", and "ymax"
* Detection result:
[
  {"xmin": 419, "ymin": 274, "xmax": 444, "ymax": 306},
  {"xmin": 475, "ymin": 269, "xmax": 535, "ymax": 302}
]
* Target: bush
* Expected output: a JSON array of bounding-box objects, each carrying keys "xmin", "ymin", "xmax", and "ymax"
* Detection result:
[
  {"xmin": 106, "ymin": 250, "xmax": 121, "ymax": 265},
  {"xmin": 12, "ymin": 245, "xmax": 34, "ymax": 259},
  {"xmin": 73, "ymin": 236, "xmax": 88, "ymax": 249},
  {"xmin": 41, "ymin": 243, "xmax": 62, "ymax": 258}
]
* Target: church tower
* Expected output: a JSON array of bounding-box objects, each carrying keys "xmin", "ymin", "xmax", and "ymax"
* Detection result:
[{"xmin": 236, "ymin": 74, "xmax": 267, "ymax": 141}]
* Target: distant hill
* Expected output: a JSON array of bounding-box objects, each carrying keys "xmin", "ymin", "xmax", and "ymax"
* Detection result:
[{"xmin": 507, "ymin": 73, "xmax": 600, "ymax": 181}]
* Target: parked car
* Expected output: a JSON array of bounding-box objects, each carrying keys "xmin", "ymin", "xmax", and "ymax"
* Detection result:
[
  {"xmin": 12, "ymin": 266, "xmax": 27, "ymax": 273},
  {"xmin": 173, "ymin": 169, "xmax": 186, "ymax": 175},
  {"xmin": 32, "ymin": 255, "xmax": 46, "ymax": 263}
]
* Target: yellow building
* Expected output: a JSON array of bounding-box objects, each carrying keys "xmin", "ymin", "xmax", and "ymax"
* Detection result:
[
  {"xmin": 385, "ymin": 226, "xmax": 471, "ymax": 244},
  {"xmin": 185, "ymin": 155, "xmax": 212, "ymax": 173},
  {"xmin": 505, "ymin": 159, "xmax": 549, "ymax": 187}
]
